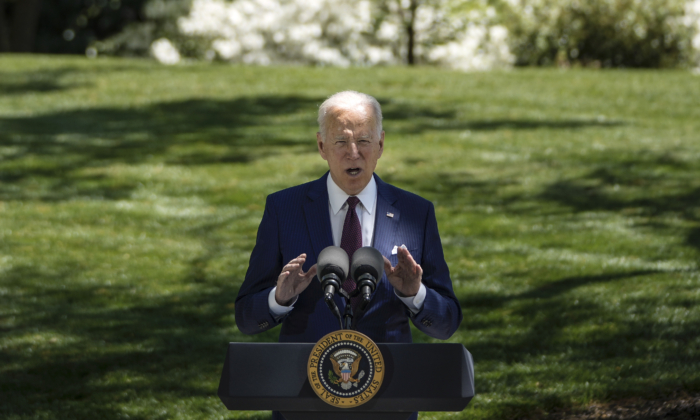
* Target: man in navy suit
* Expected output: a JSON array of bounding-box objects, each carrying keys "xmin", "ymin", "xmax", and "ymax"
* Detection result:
[{"xmin": 235, "ymin": 90, "xmax": 462, "ymax": 344}]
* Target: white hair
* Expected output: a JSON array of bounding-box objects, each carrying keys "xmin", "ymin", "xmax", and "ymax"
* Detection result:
[{"xmin": 317, "ymin": 91, "xmax": 383, "ymax": 141}]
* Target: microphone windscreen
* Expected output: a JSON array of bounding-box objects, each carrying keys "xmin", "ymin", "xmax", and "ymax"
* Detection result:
[
  {"xmin": 351, "ymin": 247, "xmax": 384, "ymax": 281},
  {"xmin": 317, "ymin": 246, "xmax": 349, "ymax": 280}
]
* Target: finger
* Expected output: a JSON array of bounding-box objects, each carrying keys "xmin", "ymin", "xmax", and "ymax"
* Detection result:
[
  {"xmin": 299, "ymin": 272, "xmax": 315, "ymax": 288},
  {"xmin": 284, "ymin": 263, "xmax": 301, "ymax": 273},
  {"xmin": 400, "ymin": 247, "xmax": 415, "ymax": 261},
  {"xmin": 383, "ymin": 256, "xmax": 394, "ymax": 275},
  {"xmin": 287, "ymin": 254, "xmax": 306, "ymax": 265},
  {"xmin": 293, "ymin": 256, "xmax": 307, "ymax": 270},
  {"xmin": 304, "ymin": 264, "xmax": 318, "ymax": 279},
  {"xmin": 397, "ymin": 247, "xmax": 407, "ymax": 264},
  {"xmin": 278, "ymin": 271, "xmax": 290, "ymax": 282},
  {"xmin": 397, "ymin": 248, "xmax": 416, "ymax": 270},
  {"xmin": 415, "ymin": 263, "xmax": 423, "ymax": 278}
]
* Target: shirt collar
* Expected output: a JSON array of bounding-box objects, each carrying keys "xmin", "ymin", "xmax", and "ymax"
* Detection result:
[{"xmin": 327, "ymin": 173, "xmax": 377, "ymax": 216}]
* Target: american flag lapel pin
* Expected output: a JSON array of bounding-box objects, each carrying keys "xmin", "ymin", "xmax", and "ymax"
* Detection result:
[{"xmin": 387, "ymin": 212, "xmax": 394, "ymax": 218}]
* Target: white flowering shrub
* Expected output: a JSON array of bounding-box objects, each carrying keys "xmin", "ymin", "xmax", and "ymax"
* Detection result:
[
  {"xmin": 179, "ymin": 0, "xmax": 385, "ymax": 66},
  {"xmin": 427, "ymin": 25, "xmax": 512, "ymax": 70},
  {"xmin": 373, "ymin": 0, "xmax": 514, "ymax": 69},
  {"xmin": 500, "ymin": 0, "xmax": 699, "ymax": 68},
  {"xmin": 177, "ymin": 0, "xmax": 514, "ymax": 69},
  {"xmin": 687, "ymin": 0, "xmax": 700, "ymax": 67},
  {"xmin": 151, "ymin": 38, "xmax": 182, "ymax": 64},
  {"xmin": 94, "ymin": 0, "xmax": 699, "ymax": 69},
  {"xmin": 93, "ymin": 0, "xmax": 206, "ymax": 58}
]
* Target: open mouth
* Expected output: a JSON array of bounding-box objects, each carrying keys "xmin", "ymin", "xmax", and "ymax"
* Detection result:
[{"xmin": 346, "ymin": 168, "xmax": 361, "ymax": 176}]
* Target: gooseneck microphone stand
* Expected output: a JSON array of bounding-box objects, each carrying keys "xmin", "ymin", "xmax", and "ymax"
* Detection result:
[
  {"xmin": 338, "ymin": 288, "xmax": 354, "ymax": 330},
  {"xmin": 317, "ymin": 245, "xmax": 382, "ymax": 331},
  {"xmin": 337, "ymin": 285, "xmax": 375, "ymax": 330}
]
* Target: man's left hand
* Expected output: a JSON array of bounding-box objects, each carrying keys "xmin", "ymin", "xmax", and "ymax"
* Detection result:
[{"xmin": 383, "ymin": 247, "xmax": 422, "ymax": 297}]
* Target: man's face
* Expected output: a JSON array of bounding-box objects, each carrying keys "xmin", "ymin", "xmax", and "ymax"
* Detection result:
[{"xmin": 317, "ymin": 106, "xmax": 384, "ymax": 196}]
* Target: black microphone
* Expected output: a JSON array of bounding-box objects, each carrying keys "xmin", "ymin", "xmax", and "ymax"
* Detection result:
[
  {"xmin": 316, "ymin": 246, "xmax": 348, "ymax": 324},
  {"xmin": 351, "ymin": 247, "xmax": 384, "ymax": 310}
]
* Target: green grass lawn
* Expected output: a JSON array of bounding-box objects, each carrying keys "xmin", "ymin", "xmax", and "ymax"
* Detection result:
[{"xmin": 0, "ymin": 55, "xmax": 699, "ymax": 420}]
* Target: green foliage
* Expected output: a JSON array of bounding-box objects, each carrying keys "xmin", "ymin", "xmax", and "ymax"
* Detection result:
[
  {"xmin": 0, "ymin": 55, "xmax": 699, "ymax": 420},
  {"xmin": 500, "ymin": 0, "xmax": 697, "ymax": 67},
  {"xmin": 329, "ymin": 368, "xmax": 339, "ymax": 383},
  {"xmin": 35, "ymin": 0, "xmax": 149, "ymax": 54},
  {"xmin": 93, "ymin": 0, "xmax": 208, "ymax": 58}
]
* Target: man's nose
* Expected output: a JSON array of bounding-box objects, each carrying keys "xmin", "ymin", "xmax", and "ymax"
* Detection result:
[{"xmin": 347, "ymin": 142, "xmax": 360, "ymax": 159}]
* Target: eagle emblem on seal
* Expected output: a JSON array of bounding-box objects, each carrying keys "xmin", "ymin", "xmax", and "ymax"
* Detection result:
[{"xmin": 329, "ymin": 349, "xmax": 365, "ymax": 390}]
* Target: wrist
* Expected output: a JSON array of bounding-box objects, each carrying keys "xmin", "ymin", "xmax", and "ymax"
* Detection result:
[
  {"xmin": 395, "ymin": 284, "xmax": 420, "ymax": 298},
  {"xmin": 275, "ymin": 292, "xmax": 294, "ymax": 307},
  {"xmin": 394, "ymin": 290, "xmax": 411, "ymax": 298}
]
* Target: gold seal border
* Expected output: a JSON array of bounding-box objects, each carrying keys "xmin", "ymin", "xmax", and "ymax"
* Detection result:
[{"xmin": 307, "ymin": 330, "xmax": 385, "ymax": 408}]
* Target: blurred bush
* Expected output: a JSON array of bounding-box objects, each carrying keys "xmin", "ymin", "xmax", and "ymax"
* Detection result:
[
  {"xmin": 92, "ymin": 0, "xmax": 209, "ymax": 58},
  {"xmin": 500, "ymin": 0, "xmax": 698, "ymax": 68},
  {"xmin": 35, "ymin": 0, "xmax": 149, "ymax": 54},
  {"xmin": 92, "ymin": 0, "xmax": 514, "ymax": 71},
  {"xmin": 6, "ymin": 0, "xmax": 695, "ymax": 69}
]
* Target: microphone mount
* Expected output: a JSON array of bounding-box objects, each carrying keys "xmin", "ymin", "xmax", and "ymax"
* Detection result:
[
  {"xmin": 320, "ymin": 273, "xmax": 341, "ymax": 302},
  {"xmin": 316, "ymin": 245, "xmax": 384, "ymax": 331},
  {"xmin": 355, "ymin": 272, "xmax": 376, "ymax": 310},
  {"xmin": 316, "ymin": 246, "xmax": 350, "ymax": 330}
]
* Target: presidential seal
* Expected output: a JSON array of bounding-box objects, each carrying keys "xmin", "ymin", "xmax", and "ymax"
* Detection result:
[{"xmin": 307, "ymin": 330, "xmax": 385, "ymax": 408}]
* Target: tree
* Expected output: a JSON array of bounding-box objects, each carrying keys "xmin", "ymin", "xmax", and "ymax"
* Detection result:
[
  {"xmin": 0, "ymin": 0, "xmax": 149, "ymax": 54},
  {"xmin": 0, "ymin": 0, "xmax": 9, "ymax": 51},
  {"xmin": 35, "ymin": 0, "xmax": 150, "ymax": 55},
  {"xmin": 0, "ymin": 0, "xmax": 43, "ymax": 52},
  {"xmin": 500, "ymin": 0, "xmax": 698, "ymax": 68},
  {"xmin": 374, "ymin": 0, "xmax": 447, "ymax": 65}
]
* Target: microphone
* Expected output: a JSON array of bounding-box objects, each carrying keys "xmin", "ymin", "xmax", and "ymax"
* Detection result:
[
  {"xmin": 350, "ymin": 247, "xmax": 384, "ymax": 310},
  {"xmin": 316, "ymin": 246, "xmax": 349, "ymax": 323}
]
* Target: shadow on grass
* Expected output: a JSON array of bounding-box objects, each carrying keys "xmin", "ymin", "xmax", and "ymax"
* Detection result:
[
  {"xmin": 0, "ymin": 260, "xmax": 275, "ymax": 420},
  {"xmin": 393, "ymin": 149, "xmax": 700, "ymax": 253},
  {"xmin": 455, "ymin": 268, "xmax": 700, "ymax": 418},
  {"xmin": 1, "ymin": 93, "xmax": 627, "ymax": 202},
  {"xmin": 0, "ymin": 67, "xmax": 90, "ymax": 95},
  {"xmin": 381, "ymin": 100, "xmax": 625, "ymax": 133},
  {"xmin": 0, "ymin": 95, "xmax": 325, "ymax": 201},
  {"xmin": 394, "ymin": 151, "xmax": 699, "ymax": 416},
  {"xmin": 539, "ymin": 169, "xmax": 700, "ymax": 253}
]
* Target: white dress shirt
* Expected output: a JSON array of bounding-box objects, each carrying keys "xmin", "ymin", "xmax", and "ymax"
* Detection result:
[{"xmin": 268, "ymin": 175, "xmax": 426, "ymax": 318}]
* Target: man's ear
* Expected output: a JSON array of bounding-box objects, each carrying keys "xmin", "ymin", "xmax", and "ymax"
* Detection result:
[{"xmin": 317, "ymin": 132, "xmax": 328, "ymax": 161}]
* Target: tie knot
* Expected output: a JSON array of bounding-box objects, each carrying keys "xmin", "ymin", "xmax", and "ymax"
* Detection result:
[{"xmin": 346, "ymin": 196, "xmax": 360, "ymax": 210}]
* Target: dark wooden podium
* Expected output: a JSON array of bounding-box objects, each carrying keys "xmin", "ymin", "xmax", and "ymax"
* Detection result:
[{"xmin": 218, "ymin": 342, "xmax": 475, "ymax": 420}]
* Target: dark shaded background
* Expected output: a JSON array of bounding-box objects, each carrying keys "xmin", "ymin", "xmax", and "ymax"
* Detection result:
[{"xmin": 0, "ymin": 0, "xmax": 147, "ymax": 54}]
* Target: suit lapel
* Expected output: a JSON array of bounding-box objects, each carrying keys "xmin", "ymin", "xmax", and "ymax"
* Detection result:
[
  {"xmin": 304, "ymin": 172, "xmax": 345, "ymax": 314},
  {"xmin": 303, "ymin": 172, "xmax": 334, "ymax": 262},
  {"xmin": 350, "ymin": 175, "xmax": 399, "ymax": 325},
  {"xmin": 373, "ymin": 174, "xmax": 400, "ymax": 261}
]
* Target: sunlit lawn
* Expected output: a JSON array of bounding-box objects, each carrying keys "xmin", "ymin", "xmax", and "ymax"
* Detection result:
[{"xmin": 0, "ymin": 55, "xmax": 699, "ymax": 420}]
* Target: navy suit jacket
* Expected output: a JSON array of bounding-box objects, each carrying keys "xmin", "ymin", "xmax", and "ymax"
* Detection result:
[{"xmin": 235, "ymin": 172, "xmax": 462, "ymax": 343}]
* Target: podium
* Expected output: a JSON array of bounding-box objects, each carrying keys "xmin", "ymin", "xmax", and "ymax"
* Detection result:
[{"xmin": 218, "ymin": 342, "xmax": 475, "ymax": 420}]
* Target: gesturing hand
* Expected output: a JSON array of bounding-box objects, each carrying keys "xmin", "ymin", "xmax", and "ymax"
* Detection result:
[
  {"xmin": 275, "ymin": 254, "xmax": 318, "ymax": 306},
  {"xmin": 383, "ymin": 247, "xmax": 423, "ymax": 297}
]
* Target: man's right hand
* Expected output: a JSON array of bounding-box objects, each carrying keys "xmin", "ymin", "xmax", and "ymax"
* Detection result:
[{"xmin": 275, "ymin": 254, "xmax": 317, "ymax": 306}]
